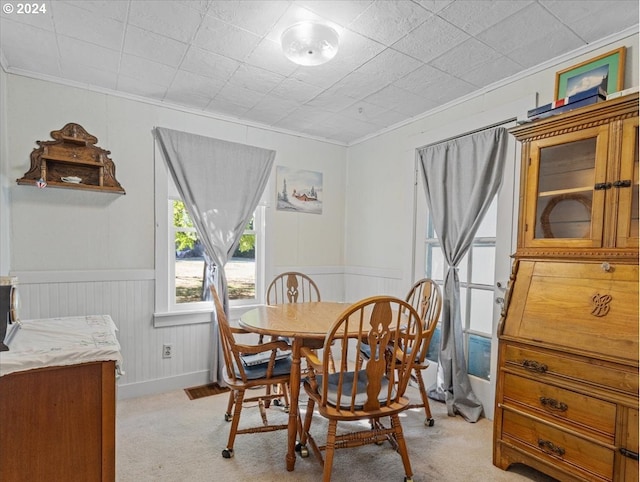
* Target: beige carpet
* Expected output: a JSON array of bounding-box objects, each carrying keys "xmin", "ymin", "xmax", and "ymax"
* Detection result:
[{"xmin": 116, "ymin": 385, "xmax": 558, "ymax": 482}]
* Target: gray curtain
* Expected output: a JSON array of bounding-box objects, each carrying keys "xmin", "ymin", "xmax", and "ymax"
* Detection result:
[
  {"xmin": 418, "ymin": 127, "xmax": 508, "ymax": 422},
  {"xmin": 154, "ymin": 127, "xmax": 275, "ymax": 382}
]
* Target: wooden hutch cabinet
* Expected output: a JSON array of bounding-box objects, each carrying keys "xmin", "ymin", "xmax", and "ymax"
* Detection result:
[{"xmin": 493, "ymin": 93, "xmax": 639, "ymax": 482}]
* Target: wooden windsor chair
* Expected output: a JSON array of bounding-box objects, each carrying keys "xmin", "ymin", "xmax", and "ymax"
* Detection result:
[
  {"xmin": 212, "ymin": 287, "xmax": 292, "ymax": 459},
  {"xmin": 297, "ymin": 295, "xmax": 422, "ymax": 482},
  {"xmin": 403, "ymin": 278, "xmax": 442, "ymax": 426},
  {"xmin": 265, "ymin": 272, "xmax": 327, "ymax": 408},
  {"xmin": 360, "ymin": 278, "xmax": 442, "ymax": 426}
]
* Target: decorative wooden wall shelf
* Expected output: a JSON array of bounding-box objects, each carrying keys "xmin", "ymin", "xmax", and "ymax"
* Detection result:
[{"xmin": 17, "ymin": 123, "xmax": 125, "ymax": 194}]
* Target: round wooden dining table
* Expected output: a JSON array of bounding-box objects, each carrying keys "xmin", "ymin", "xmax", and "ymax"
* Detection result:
[{"xmin": 238, "ymin": 302, "xmax": 351, "ymax": 472}]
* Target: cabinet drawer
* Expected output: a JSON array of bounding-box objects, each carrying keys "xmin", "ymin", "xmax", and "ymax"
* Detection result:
[
  {"xmin": 502, "ymin": 409, "xmax": 614, "ymax": 481},
  {"xmin": 503, "ymin": 261, "xmax": 638, "ymax": 362},
  {"xmin": 503, "ymin": 344, "xmax": 639, "ymax": 396},
  {"xmin": 502, "ymin": 373, "xmax": 616, "ymax": 442}
]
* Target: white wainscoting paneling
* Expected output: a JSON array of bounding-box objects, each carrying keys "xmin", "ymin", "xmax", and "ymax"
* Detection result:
[
  {"xmin": 10, "ymin": 270, "xmax": 213, "ymax": 399},
  {"xmin": 9, "ymin": 267, "xmax": 372, "ymax": 398},
  {"xmin": 343, "ymin": 265, "xmax": 405, "ymax": 302}
]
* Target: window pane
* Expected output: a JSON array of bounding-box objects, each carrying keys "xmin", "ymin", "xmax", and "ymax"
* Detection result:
[
  {"xmin": 173, "ymin": 200, "xmax": 194, "ymax": 228},
  {"xmin": 226, "ymin": 234, "xmax": 256, "ymax": 300},
  {"xmin": 427, "ymin": 245, "xmax": 446, "ymax": 281},
  {"xmin": 471, "ymin": 246, "xmax": 495, "ymax": 285},
  {"xmin": 175, "ymin": 233, "xmax": 205, "ymax": 303},
  {"xmin": 469, "ymin": 289, "xmax": 493, "ymax": 333},
  {"xmin": 475, "ymin": 197, "xmax": 497, "ymax": 238},
  {"xmin": 468, "ymin": 334, "xmax": 491, "ymax": 380},
  {"xmin": 172, "ymin": 198, "xmax": 205, "ymax": 304}
]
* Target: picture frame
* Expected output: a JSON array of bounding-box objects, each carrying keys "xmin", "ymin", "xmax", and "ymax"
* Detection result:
[
  {"xmin": 554, "ymin": 47, "xmax": 625, "ymax": 100},
  {"xmin": 276, "ymin": 166, "xmax": 323, "ymax": 215}
]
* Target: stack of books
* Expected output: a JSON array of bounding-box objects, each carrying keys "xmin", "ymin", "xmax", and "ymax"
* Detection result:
[{"xmin": 527, "ymin": 86, "xmax": 607, "ymax": 120}]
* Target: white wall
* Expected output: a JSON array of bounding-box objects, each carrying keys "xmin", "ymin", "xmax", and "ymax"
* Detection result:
[
  {"xmin": 343, "ymin": 34, "xmax": 638, "ymax": 414},
  {"xmin": 3, "ymin": 76, "xmax": 346, "ymax": 397}
]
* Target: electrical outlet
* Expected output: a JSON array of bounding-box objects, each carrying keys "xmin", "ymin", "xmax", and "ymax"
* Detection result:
[{"xmin": 162, "ymin": 344, "xmax": 173, "ymax": 359}]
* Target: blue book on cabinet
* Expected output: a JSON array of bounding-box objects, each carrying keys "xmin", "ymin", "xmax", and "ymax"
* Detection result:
[{"xmin": 527, "ymin": 86, "xmax": 607, "ymax": 118}]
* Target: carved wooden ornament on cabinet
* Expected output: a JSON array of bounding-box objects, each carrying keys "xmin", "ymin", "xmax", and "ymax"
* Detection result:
[{"xmin": 16, "ymin": 123, "xmax": 125, "ymax": 194}]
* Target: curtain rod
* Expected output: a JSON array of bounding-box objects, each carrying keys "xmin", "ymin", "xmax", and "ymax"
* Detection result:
[{"xmin": 419, "ymin": 118, "xmax": 516, "ymax": 150}]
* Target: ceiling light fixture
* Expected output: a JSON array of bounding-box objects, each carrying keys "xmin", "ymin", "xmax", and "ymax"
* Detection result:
[{"xmin": 281, "ymin": 21, "xmax": 339, "ymax": 67}]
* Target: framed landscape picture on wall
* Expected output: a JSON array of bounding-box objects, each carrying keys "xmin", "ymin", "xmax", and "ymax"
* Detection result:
[
  {"xmin": 276, "ymin": 166, "xmax": 323, "ymax": 214},
  {"xmin": 555, "ymin": 47, "xmax": 626, "ymax": 100}
]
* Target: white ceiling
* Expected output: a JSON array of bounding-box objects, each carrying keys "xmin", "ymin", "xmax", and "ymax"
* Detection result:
[{"xmin": 1, "ymin": 0, "xmax": 638, "ymax": 145}]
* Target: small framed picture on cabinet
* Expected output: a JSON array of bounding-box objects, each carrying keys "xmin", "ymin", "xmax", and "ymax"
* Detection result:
[{"xmin": 555, "ymin": 47, "xmax": 626, "ymax": 100}]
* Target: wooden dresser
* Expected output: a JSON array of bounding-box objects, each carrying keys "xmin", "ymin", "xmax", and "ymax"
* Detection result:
[
  {"xmin": 0, "ymin": 315, "xmax": 122, "ymax": 482},
  {"xmin": 493, "ymin": 93, "xmax": 639, "ymax": 482},
  {"xmin": 0, "ymin": 361, "xmax": 117, "ymax": 482}
]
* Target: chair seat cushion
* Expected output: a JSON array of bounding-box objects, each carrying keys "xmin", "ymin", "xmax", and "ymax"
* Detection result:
[
  {"xmin": 235, "ymin": 356, "xmax": 292, "ymax": 380},
  {"xmin": 316, "ymin": 370, "xmax": 395, "ymax": 410}
]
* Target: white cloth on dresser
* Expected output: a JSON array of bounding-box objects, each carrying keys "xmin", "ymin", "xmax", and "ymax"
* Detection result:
[{"xmin": 0, "ymin": 314, "xmax": 123, "ymax": 377}]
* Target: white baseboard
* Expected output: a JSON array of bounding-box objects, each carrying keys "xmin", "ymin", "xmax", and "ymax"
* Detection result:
[{"xmin": 117, "ymin": 370, "xmax": 211, "ymax": 400}]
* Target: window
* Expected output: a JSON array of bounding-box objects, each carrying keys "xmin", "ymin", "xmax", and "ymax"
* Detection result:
[
  {"xmin": 154, "ymin": 156, "xmax": 265, "ymax": 326},
  {"xmin": 171, "ymin": 200, "xmax": 261, "ymax": 308},
  {"xmin": 424, "ymin": 197, "xmax": 497, "ymax": 380}
]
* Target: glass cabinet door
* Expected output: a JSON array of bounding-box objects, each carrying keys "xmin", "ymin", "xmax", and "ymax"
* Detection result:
[
  {"xmin": 525, "ymin": 126, "xmax": 609, "ymax": 247},
  {"xmin": 616, "ymin": 116, "xmax": 639, "ymax": 248}
]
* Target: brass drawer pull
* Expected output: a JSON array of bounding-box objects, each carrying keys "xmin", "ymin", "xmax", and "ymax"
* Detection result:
[
  {"xmin": 539, "ymin": 397, "xmax": 568, "ymax": 412},
  {"xmin": 522, "ymin": 359, "xmax": 548, "ymax": 373},
  {"xmin": 538, "ymin": 439, "xmax": 565, "ymax": 457},
  {"xmin": 620, "ymin": 448, "xmax": 639, "ymax": 461}
]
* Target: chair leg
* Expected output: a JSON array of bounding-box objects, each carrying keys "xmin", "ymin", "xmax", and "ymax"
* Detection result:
[
  {"xmin": 299, "ymin": 398, "xmax": 315, "ymax": 446},
  {"xmin": 222, "ymin": 389, "xmax": 245, "ymax": 458},
  {"xmin": 391, "ymin": 414, "xmax": 414, "ymax": 481},
  {"xmin": 264, "ymin": 384, "xmax": 273, "ymax": 408},
  {"xmin": 282, "ymin": 382, "xmax": 290, "ymax": 410},
  {"xmin": 224, "ymin": 390, "xmax": 235, "ymax": 422},
  {"xmin": 414, "ymin": 368, "xmax": 434, "ymax": 426},
  {"xmin": 322, "ymin": 419, "xmax": 338, "ymax": 482}
]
